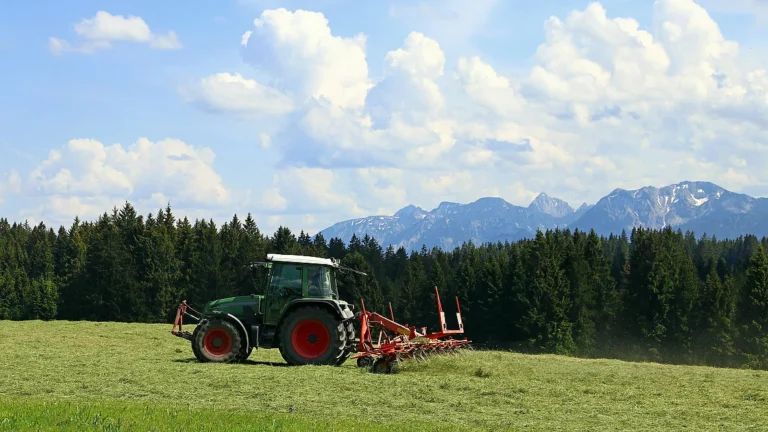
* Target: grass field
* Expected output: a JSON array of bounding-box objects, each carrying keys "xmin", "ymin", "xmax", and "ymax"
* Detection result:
[{"xmin": 0, "ymin": 321, "xmax": 766, "ymax": 431}]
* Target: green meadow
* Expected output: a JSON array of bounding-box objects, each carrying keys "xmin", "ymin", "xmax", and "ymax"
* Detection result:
[{"xmin": 0, "ymin": 320, "xmax": 766, "ymax": 431}]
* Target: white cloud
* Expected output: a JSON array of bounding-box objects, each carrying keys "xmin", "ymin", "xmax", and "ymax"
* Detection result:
[
  {"xmin": 294, "ymin": 30, "xmax": 456, "ymax": 168},
  {"xmin": 180, "ymin": 72, "xmax": 295, "ymax": 117},
  {"xmin": 168, "ymin": 1, "xmax": 768, "ymax": 232},
  {"xmin": 241, "ymin": 30, "xmax": 252, "ymax": 46},
  {"xmin": 456, "ymin": 56, "xmax": 524, "ymax": 118},
  {"xmin": 264, "ymin": 167, "xmax": 367, "ymax": 216},
  {"xmin": 48, "ymin": 38, "xmax": 112, "ymax": 55},
  {"xmin": 21, "ymin": 137, "xmax": 229, "ymax": 224},
  {"xmin": 259, "ymin": 186, "xmax": 287, "ymax": 211},
  {"xmin": 241, "ymin": 8, "xmax": 372, "ymax": 110},
  {"xmin": 421, "ymin": 171, "xmax": 473, "ymax": 195},
  {"xmin": 258, "ymin": 132, "xmax": 272, "ymax": 148},
  {"xmin": 0, "ymin": 171, "xmax": 21, "ymax": 206},
  {"xmin": 49, "ymin": 11, "xmax": 181, "ymax": 55},
  {"xmin": 352, "ymin": 168, "xmax": 409, "ymax": 213},
  {"xmin": 367, "ymin": 31, "xmax": 447, "ymax": 121}
]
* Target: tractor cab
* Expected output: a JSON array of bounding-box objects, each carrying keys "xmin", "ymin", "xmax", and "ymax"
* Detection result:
[{"xmin": 251, "ymin": 254, "xmax": 353, "ymax": 326}]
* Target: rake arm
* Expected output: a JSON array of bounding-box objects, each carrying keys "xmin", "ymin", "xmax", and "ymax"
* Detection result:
[{"xmin": 423, "ymin": 286, "xmax": 465, "ymax": 339}]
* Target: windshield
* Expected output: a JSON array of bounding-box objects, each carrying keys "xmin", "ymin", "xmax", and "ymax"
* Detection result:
[{"xmin": 307, "ymin": 265, "xmax": 337, "ymax": 299}]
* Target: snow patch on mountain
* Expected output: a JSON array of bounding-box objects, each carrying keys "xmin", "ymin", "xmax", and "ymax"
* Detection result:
[{"xmin": 319, "ymin": 181, "xmax": 768, "ymax": 252}]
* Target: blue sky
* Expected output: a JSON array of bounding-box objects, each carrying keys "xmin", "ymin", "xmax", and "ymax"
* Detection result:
[{"xmin": 1, "ymin": 0, "xmax": 768, "ymax": 234}]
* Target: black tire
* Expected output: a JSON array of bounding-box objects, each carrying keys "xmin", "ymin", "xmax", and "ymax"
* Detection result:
[
  {"xmin": 238, "ymin": 346, "xmax": 253, "ymax": 362},
  {"xmin": 356, "ymin": 356, "xmax": 374, "ymax": 368},
  {"xmin": 335, "ymin": 320, "xmax": 356, "ymax": 366},
  {"xmin": 372, "ymin": 357, "xmax": 389, "ymax": 374},
  {"xmin": 278, "ymin": 306, "xmax": 347, "ymax": 366},
  {"xmin": 372, "ymin": 356, "xmax": 401, "ymax": 374},
  {"xmin": 191, "ymin": 325, "xmax": 204, "ymax": 362},
  {"xmin": 194, "ymin": 319, "xmax": 243, "ymax": 363}
]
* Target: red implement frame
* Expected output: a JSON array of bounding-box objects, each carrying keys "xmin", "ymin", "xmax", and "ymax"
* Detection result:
[
  {"xmin": 170, "ymin": 300, "xmax": 201, "ymax": 341},
  {"xmin": 353, "ymin": 286, "xmax": 470, "ymax": 373}
]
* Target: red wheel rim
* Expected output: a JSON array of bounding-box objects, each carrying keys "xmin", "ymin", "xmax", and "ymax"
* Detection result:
[
  {"xmin": 203, "ymin": 328, "xmax": 232, "ymax": 357},
  {"xmin": 290, "ymin": 319, "xmax": 331, "ymax": 359}
]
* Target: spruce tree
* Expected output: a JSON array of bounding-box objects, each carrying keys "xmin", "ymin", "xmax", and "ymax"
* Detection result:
[
  {"xmin": 739, "ymin": 244, "xmax": 768, "ymax": 369},
  {"xmin": 695, "ymin": 263, "xmax": 736, "ymax": 366}
]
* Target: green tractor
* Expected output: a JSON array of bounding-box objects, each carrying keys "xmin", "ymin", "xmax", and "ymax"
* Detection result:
[{"xmin": 171, "ymin": 253, "xmax": 365, "ymax": 366}]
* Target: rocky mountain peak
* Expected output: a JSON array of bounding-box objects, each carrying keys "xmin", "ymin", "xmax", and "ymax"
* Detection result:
[
  {"xmin": 319, "ymin": 181, "xmax": 768, "ymax": 253},
  {"xmin": 528, "ymin": 192, "xmax": 574, "ymax": 218},
  {"xmin": 394, "ymin": 204, "xmax": 427, "ymax": 219}
]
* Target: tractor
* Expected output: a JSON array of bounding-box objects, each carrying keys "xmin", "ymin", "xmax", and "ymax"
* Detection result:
[{"xmin": 171, "ymin": 253, "xmax": 365, "ymax": 366}]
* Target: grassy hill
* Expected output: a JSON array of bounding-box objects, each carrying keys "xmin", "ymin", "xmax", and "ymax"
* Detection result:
[{"xmin": 0, "ymin": 320, "xmax": 766, "ymax": 431}]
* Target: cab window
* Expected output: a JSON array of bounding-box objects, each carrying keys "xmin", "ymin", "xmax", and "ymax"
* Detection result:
[
  {"xmin": 268, "ymin": 263, "xmax": 302, "ymax": 297},
  {"xmin": 306, "ymin": 265, "xmax": 332, "ymax": 298}
]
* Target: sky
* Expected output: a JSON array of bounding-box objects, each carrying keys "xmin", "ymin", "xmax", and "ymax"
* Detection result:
[{"xmin": 2, "ymin": 0, "xmax": 768, "ymax": 235}]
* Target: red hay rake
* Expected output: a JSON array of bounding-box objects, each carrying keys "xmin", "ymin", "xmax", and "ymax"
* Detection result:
[{"xmin": 353, "ymin": 286, "xmax": 471, "ymax": 373}]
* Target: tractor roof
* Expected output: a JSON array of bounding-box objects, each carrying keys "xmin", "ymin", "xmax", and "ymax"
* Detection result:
[{"xmin": 266, "ymin": 254, "xmax": 339, "ymax": 267}]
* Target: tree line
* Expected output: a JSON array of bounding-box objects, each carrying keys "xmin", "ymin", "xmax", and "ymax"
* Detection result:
[{"xmin": 1, "ymin": 202, "xmax": 767, "ymax": 370}]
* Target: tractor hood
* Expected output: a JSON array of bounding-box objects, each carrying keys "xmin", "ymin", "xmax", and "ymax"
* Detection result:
[{"xmin": 203, "ymin": 295, "xmax": 263, "ymax": 315}]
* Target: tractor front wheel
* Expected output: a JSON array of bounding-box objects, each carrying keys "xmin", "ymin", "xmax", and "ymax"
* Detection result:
[
  {"xmin": 194, "ymin": 319, "xmax": 243, "ymax": 363},
  {"xmin": 191, "ymin": 325, "xmax": 203, "ymax": 362},
  {"xmin": 279, "ymin": 306, "xmax": 347, "ymax": 366}
]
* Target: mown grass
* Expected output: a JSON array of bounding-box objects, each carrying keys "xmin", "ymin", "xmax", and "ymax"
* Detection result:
[{"xmin": 0, "ymin": 320, "xmax": 766, "ymax": 431}]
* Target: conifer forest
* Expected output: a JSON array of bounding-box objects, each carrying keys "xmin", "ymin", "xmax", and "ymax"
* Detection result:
[{"xmin": 1, "ymin": 202, "xmax": 767, "ymax": 371}]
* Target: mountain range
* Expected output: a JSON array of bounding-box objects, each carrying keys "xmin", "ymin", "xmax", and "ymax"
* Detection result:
[{"xmin": 319, "ymin": 181, "xmax": 768, "ymax": 252}]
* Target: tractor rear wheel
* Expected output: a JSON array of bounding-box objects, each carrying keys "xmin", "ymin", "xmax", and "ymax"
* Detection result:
[
  {"xmin": 194, "ymin": 319, "xmax": 243, "ymax": 363},
  {"xmin": 335, "ymin": 320, "xmax": 356, "ymax": 366},
  {"xmin": 279, "ymin": 306, "xmax": 347, "ymax": 366}
]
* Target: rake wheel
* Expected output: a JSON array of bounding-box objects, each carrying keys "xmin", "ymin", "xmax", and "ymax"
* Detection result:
[
  {"xmin": 372, "ymin": 356, "xmax": 401, "ymax": 374},
  {"xmin": 356, "ymin": 356, "xmax": 374, "ymax": 368}
]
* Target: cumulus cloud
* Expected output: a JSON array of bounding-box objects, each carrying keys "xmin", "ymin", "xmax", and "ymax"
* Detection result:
[
  {"xmin": 49, "ymin": 11, "xmax": 181, "ymax": 55},
  {"xmin": 294, "ymin": 30, "xmax": 457, "ymax": 169},
  {"xmin": 241, "ymin": 8, "xmax": 372, "ymax": 110},
  {"xmin": 0, "ymin": 171, "xmax": 21, "ymax": 206},
  {"xmin": 258, "ymin": 132, "xmax": 272, "ymax": 148},
  {"xmin": 261, "ymin": 167, "xmax": 368, "ymax": 217},
  {"xmin": 169, "ymin": 0, "xmax": 768, "ymax": 232},
  {"xmin": 366, "ymin": 31, "xmax": 447, "ymax": 123},
  {"xmin": 180, "ymin": 72, "xmax": 295, "ymax": 117},
  {"xmin": 259, "ymin": 186, "xmax": 287, "ymax": 211},
  {"xmin": 20, "ymin": 137, "xmax": 229, "ymax": 224}
]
